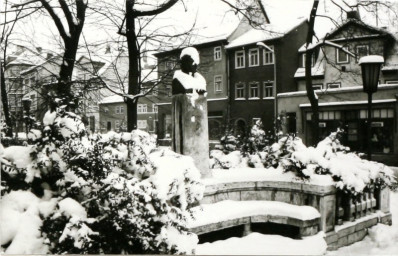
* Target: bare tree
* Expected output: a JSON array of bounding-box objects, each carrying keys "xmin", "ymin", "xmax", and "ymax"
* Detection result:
[{"xmin": 11, "ymin": 0, "xmax": 88, "ymax": 104}]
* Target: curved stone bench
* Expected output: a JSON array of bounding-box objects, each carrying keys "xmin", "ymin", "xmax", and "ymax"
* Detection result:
[
  {"xmin": 188, "ymin": 200, "xmax": 321, "ymax": 238},
  {"xmin": 200, "ymin": 169, "xmax": 392, "ymax": 250}
]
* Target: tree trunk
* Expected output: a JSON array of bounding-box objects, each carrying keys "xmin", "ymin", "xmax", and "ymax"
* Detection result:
[
  {"xmin": 305, "ymin": 0, "xmax": 320, "ymax": 146},
  {"xmin": 126, "ymin": 0, "xmax": 140, "ymax": 131},
  {"xmin": 58, "ymin": 37, "xmax": 80, "ymax": 97},
  {"xmin": 0, "ymin": 61, "xmax": 13, "ymax": 137}
]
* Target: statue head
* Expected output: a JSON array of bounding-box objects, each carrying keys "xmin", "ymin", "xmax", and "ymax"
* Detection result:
[{"xmin": 180, "ymin": 47, "xmax": 200, "ymax": 75}]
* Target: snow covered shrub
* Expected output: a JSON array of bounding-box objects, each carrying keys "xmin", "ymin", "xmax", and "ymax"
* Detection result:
[
  {"xmin": 219, "ymin": 129, "xmax": 240, "ymax": 154},
  {"xmin": 241, "ymin": 120, "xmax": 269, "ymax": 155},
  {"xmin": 278, "ymin": 129, "xmax": 396, "ymax": 195},
  {"xmin": 1, "ymin": 107, "xmax": 204, "ymax": 254}
]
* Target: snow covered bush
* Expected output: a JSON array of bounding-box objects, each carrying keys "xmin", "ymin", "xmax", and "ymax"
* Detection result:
[
  {"xmin": 1, "ymin": 107, "xmax": 204, "ymax": 254},
  {"xmin": 210, "ymin": 124, "xmax": 396, "ymax": 196}
]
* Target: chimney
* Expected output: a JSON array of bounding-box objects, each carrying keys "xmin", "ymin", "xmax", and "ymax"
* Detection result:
[
  {"xmin": 46, "ymin": 53, "xmax": 53, "ymax": 59},
  {"xmin": 347, "ymin": 10, "xmax": 361, "ymax": 20},
  {"xmin": 36, "ymin": 47, "xmax": 42, "ymax": 53}
]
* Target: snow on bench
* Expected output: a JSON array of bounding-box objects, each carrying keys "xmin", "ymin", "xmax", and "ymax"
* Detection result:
[{"xmin": 188, "ymin": 200, "xmax": 321, "ymax": 237}]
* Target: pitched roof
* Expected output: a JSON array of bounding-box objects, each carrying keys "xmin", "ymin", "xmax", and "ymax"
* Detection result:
[{"xmin": 226, "ymin": 18, "xmax": 306, "ymax": 49}]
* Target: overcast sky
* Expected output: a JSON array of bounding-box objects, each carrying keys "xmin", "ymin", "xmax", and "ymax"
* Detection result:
[{"xmin": 3, "ymin": 0, "xmax": 398, "ymax": 54}]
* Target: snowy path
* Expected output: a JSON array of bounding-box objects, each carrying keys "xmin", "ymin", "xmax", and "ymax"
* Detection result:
[
  {"xmin": 195, "ymin": 192, "xmax": 398, "ymax": 255},
  {"xmin": 196, "ymin": 232, "xmax": 327, "ymax": 255}
]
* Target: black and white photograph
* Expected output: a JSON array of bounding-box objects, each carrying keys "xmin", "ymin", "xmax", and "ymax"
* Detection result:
[{"xmin": 1, "ymin": 0, "xmax": 398, "ymax": 255}]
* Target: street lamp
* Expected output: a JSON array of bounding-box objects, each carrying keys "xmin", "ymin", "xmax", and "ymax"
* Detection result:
[
  {"xmin": 256, "ymin": 42, "xmax": 278, "ymax": 136},
  {"xmin": 359, "ymin": 55, "xmax": 384, "ymax": 160}
]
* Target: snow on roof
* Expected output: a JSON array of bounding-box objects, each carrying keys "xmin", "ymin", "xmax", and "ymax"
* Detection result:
[
  {"xmin": 299, "ymin": 99, "xmax": 397, "ymax": 108},
  {"xmin": 226, "ymin": 18, "xmax": 306, "ymax": 49},
  {"xmin": 382, "ymin": 64, "xmax": 398, "ymax": 71},
  {"xmin": 294, "ymin": 61, "xmax": 325, "ymax": 78},
  {"xmin": 99, "ymin": 95, "xmax": 125, "ymax": 104}
]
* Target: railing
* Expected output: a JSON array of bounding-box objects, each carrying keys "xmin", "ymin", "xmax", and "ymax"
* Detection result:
[{"xmin": 335, "ymin": 187, "xmax": 382, "ymax": 225}]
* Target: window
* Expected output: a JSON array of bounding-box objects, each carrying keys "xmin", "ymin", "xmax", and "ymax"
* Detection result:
[
  {"xmin": 263, "ymin": 46, "xmax": 274, "ymax": 65},
  {"xmin": 138, "ymin": 104, "xmax": 147, "ymax": 113},
  {"xmin": 312, "ymin": 84, "xmax": 324, "ymax": 90},
  {"xmin": 115, "ymin": 106, "xmax": 124, "ymax": 114},
  {"xmin": 301, "ymin": 53, "xmax": 315, "ymax": 67},
  {"xmin": 138, "ymin": 120, "xmax": 147, "ymax": 129},
  {"xmin": 248, "ymin": 48, "xmax": 259, "ymax": 67},
  {"xmin": 263, "ymin": 81, "xmax": 273, "ymax": 98},
  {"xmin": 327, "ymin": 83, "xmax": 341, "ymax": 89},
  {"xmin": 235, "ymin": 50, "xmax": 245, "ymax": 69},
  {"xmin": 356, "ymin": 45, "xmax": 369, "ymax": 60},
  {"xmin": 214, "ymin": 75, "xmax": 222, "ymax": 92},
  {"xmin": 235, "ymin": 82, "xmax": 245, "ymax": 99},
  {"xmin": 214, "ymin": 46, "xmax": 222, "ymax": 61},
  {"xmin": 249, "ymin": 82, "xmax": 259, "ymax": 98},
  {"xmin": 153, "ymin": 104, "xmax": 158, "ymax": 113},
  {"xmin": 336, "ymin": 48, "xmax": 349, "ymax": 63},
  {"xmin": 115, "ymin": 120, "xmax": 120, "ymax": 130}
]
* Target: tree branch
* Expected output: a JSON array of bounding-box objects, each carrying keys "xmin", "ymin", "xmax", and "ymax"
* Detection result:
[
  {"xmin": 58, "ymin": 0, "xmax": 74, "ymax": 30},
  {"xmin": 39, "ymin": 0, "xmax": 69, "ymax": 41},
  {"xmin": 133, "ymin": 0, "xmax": 179, "ymax": 17}
]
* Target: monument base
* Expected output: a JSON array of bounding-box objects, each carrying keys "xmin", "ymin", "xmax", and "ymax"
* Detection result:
[{"xmin": 172, "ymin": 93, "xmax": 210, "ymax": 178}]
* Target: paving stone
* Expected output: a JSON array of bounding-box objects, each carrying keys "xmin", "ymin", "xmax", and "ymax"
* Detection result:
[
  {"xmin": 255, "ymin": 190, "xmax": 274, "ymax": 201},
  {"xmin": 355, "ymin": 217, "xmax": 378, "ymax": 231},
  {"xmin": 325, "ymin": 231, "xmax": 338, "ymax": 244},
  {"xmin": 347, "ymin": 229, "xmax": 367, "ymax": 245},
  {"xmin": 251, "ymin": 215, "xmax": 269, "ymax": 223},
  {"xmin": 275, "ymin": 191, "xmax": 292, "ymax": 204},
  {"xmin": 214, "ymin": 191, "xmax": 240, "ymax": 202},
  {"xmin": 300, "ymin": 225, "xmax": 318, "ymax": 237},
  {"xmin": 240, "ymin": 190, "xmax": 261, "ymax": 201},
  {"xmin": 327, "ymin": 242, "xmax": 339, "ymax": 251},
  {"xmin": 337, "ymin": 224, "xmax": 356, "ymax": 238},
  {"xmin": 379, "ymin": 213, "xmax": 392, "ymax": 225},
  {"xmin": 337, "ymin": 236, "xmax": 348, "ymax": 248}
]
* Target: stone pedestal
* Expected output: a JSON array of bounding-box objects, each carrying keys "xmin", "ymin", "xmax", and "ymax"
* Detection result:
[{"xmin": 172, "ymin": 93, "xmax": 210, "ymax": 177}]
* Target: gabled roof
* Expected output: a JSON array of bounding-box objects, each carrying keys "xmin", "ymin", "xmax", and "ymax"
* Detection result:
[
  {"xmin": 325, "ymin": 19, "xmax": 394, "ymax": 41},
  {"xmin": 226, "ymin": 18, "xmax": 307, "ymax": 49}
]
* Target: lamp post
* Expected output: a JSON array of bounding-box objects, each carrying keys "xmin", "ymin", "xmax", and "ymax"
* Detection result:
[
  {"xmin": 256, "ymin": 42, "xmax": 278, "ymax": 136},
  {"xmin": 359, "ymin": 55, "xmax": 384, "ymax": 161},
  {"xmin": 22, "ymin": 96, "xmax": 32, "ymax": 136}
]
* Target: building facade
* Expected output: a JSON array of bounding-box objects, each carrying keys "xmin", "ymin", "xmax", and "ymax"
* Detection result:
[
  {"xmin": 278, "ymin": 13, "xmax": 398, "ymax": 164},
  {"xmin": 226, "ymin": 20, "xmax": 308, "ymax": 133}
]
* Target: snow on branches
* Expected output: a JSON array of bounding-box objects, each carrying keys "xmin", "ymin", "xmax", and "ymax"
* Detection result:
[{"xmin": 0, "ymin": 108, "xmax": 204, "ymax": 254}]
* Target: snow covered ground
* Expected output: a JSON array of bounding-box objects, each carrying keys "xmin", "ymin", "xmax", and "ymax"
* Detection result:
[{"xmin": 195, "ymin": 191, "xmax": 398, "ymax": 255}]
